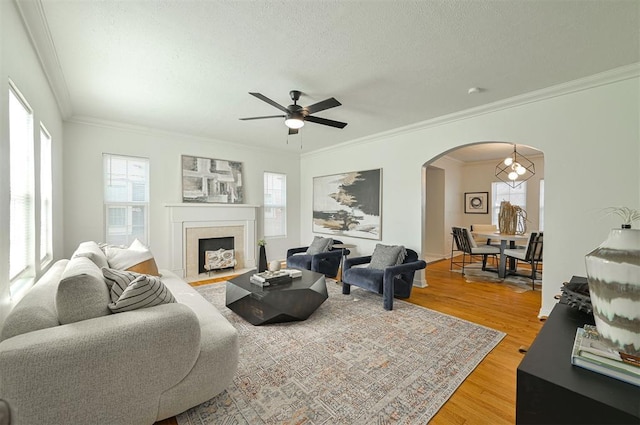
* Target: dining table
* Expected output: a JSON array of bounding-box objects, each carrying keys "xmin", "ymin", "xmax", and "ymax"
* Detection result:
[{"xmin": 472, "ymin": 231, "xmax": 530, "ymax": 278}]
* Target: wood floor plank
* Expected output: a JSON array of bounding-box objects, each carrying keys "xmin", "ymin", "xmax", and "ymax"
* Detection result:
[{"xmin": 155, "ymin": 256, "xmax": 543, "ymax": 425}]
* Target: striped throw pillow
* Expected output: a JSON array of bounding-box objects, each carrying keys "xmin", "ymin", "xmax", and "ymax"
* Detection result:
[
  {"xmin": 103, "ymin": 269, "xmax": 176, "ymax": 313},
  {"xmin": 102, "ymin": 268, "xmax": 142, "ymax": 302}
]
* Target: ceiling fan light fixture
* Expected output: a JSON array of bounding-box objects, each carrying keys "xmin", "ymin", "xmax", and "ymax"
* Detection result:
[{"xmin": 284, "ymin": 117, "xmax": 305, "ymax": 129}]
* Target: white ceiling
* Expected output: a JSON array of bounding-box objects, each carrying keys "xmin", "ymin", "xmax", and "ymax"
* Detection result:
[{"xmin": 20, "ymin": 0, "xmax": 640, "ymax": 154}]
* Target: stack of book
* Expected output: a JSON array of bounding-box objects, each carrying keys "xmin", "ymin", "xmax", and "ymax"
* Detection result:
[
  {"xmin": 571, "ymin": 324, "xmax": 640, "ymax": 387},
  {"xmin": 250, "ymin": 270, "xmax": 293, "ymax": 287}
]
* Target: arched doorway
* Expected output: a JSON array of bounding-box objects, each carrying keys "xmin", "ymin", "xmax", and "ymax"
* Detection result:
[{"xmin": 421, "ymin": 142, "xmax": 545, "ymax": 263}]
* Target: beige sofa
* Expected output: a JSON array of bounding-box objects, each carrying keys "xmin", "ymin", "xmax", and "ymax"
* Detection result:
[{"xmin": 0, "ymin": 242, "xmax": 238, "ymax": 425}]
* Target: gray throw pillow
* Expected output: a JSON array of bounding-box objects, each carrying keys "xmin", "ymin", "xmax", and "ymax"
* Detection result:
[
  {"xmin": 71, "ymin": 241, "xmax": 110, "ymax": 269},
  {"xmin": 108, "ymin": 274, "xmax": 176, "ymax": 313},
  {"xmin": 306, "ymin": 236, "xmax": 333, "ymax": 255},
  {"xmin": 368, "ymin": 244, "xmax": 407, "ymax": 270}
]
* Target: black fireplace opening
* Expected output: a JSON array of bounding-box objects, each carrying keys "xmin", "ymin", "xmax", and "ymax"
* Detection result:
[{"xmin": 198, "ymin": 236, "xmax": 235, "ymax": 274}]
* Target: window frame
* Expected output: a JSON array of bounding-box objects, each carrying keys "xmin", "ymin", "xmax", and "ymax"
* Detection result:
[
  {"xmin": 491, "ymin": 181, "xmax": 527, "ymax": 227},
  {"xmin": 103, "ymin": 153, "xmax": 150, "ymax": 246},
  {"xmin": 39, "ymin": 123, "xmax": 53, "ymax": 266},
  {"xmin": 263, "ymin": 171, "xmax": 287, "ymax": 239},
  {"xmin": 9, "ymin": 81, "xmax": 35, "ymax": 284}
]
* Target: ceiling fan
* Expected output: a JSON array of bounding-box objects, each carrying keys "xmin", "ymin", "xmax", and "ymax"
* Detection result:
[{"xmin": 240, "ymin": 90, "xmax": 348, "ymax": 135}]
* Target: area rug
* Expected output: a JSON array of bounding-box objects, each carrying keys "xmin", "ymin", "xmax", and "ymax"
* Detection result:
[
  {"xmin": 177, "ymin": 280, "xmax": 505, "ymax": 425},
  {"xmin": 461, "ymin": 264, "xmax": 541, "ymax": 293}
]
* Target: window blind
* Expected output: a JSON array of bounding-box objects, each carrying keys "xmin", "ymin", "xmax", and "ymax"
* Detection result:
[{"xmin": 9, "ymin": 86, "xmax": 34, "ymax": 280}]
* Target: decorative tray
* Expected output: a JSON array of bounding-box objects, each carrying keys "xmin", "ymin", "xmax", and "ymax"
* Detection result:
[{"xmin": 558, "ymin": 279, "xmax": 593, "ymax": 315}]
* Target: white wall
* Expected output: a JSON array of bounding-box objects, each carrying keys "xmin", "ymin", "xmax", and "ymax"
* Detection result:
[
  {"xmin": 428, "ymin": 156, "xmax": 464, "ymax": 258},
  {"xmin": 424, "ymin": 166, "xmax": 445, "ymax": 257},
  {"xmin": 63, "ymin": 120, "xmax": 301, "ymax": 268},
  {"xmin": 0, "ymin": 1, "xmax": 64, "ymax": 320},
  {"xmin": 301, "ymin": 75, "xmax": 640, "ymax": 317}
]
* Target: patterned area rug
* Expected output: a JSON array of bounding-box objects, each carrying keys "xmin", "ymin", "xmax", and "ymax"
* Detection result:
[{"xmin": 177, "ymin": 280, "xmax": 505, "ymax": 425}]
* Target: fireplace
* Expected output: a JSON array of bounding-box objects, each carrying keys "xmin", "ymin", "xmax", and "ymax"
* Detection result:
[
  {"xmin": 166, "ymin": 203, "xmax": 258, "ymax": 278},
  {"xmin": 198, "ymin": 236, "xmax": 236, "ymax": 274}
]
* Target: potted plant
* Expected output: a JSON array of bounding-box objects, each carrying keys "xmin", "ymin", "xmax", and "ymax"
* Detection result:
[{"xmin": 585, "ymin": 207, "xmax": 640, "ymax": 355}]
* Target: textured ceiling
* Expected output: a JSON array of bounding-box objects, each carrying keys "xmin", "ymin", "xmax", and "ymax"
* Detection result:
[{"xmin": 22, "ymin": 0, "xmax": 640, "ymax": 154}]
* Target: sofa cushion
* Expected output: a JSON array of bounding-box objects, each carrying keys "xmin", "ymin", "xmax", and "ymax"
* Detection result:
[
  {"xmin": 108, "ymin": 274, "xmax": 176, "ymax": 313},
  {"xmin": 343, "ymin": 267, "xmax": 384, "ymax": 293},
  {"xmin": 305, "ymin": 236, "xmax": 333, "ymax": 255},
  {"xmin": 105, "ymin": 239, "xmax": 160, "ymax": 276},
  {"xmin": 56, "ymin": 257, "xmax": 111, "ymax": 324},
  {"xmin": 368, "ymin": 244, "xmax": 407, "ymax": 270},
  {"xmin": 71, "ymin": 241, "xmax": 109, "ymax": 269},
  {"xmin": 0, "ymin": 260, "xmax": 68, "ymax": 341}
]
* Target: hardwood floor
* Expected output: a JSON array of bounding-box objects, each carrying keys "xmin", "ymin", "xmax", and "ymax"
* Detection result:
[
  {"xmin": 416, "ymin": 258, "xmax": 545, "ymax": 424},
  {"xmin": 155, "ymin": 257, "xmax": 544, "ymax": 425}
]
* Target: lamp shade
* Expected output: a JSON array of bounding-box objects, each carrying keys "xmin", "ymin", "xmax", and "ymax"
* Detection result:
[{"xmin": 285, "ymin": 115, "xmax": 305, "ymax": 129}]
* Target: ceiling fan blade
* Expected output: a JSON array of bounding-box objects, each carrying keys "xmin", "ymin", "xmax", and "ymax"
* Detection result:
[
  {"xmin": 249, "ymin": 92, "xmax": 289, "ymax": 113},
  {"xmin": 305, "ymin": 115, "xmax": 348, "ymax": 129},
  {"xmin": 239, "ymin": 115, "xmax": 285, "ymax": 121},
  {"xmin": 288, "ymin": 128, "xmax": 299, "ymax": 135},
  {"xmin": 305, "ymin": 97, "xmax": 341, "ymax": 114}
]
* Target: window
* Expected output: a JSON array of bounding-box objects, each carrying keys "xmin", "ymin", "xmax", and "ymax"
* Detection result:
[
  {"xmin": 103, "ymin": 154, "xmax": 149, "ymax": 246},
  {"xmin": 40, "ymin": 125, "xmax": 53, "ymax": 264},
  {"xmin": 491, "ymin": 181, "xmax": 527, "ymax": 226},
  {"xmin": 9, "ymin": 84, "xmax": 34, "ymax": 282},
  {"xmin": 539, "ymin": 179, "xmax": 544, "ymax": 231},
  {"xmin": 264, "ymin": 172, "xmax": 287, "ymax": 238}
]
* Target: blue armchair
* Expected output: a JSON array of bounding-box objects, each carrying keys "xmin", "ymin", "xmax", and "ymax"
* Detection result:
[
  {"xmin": 286, "ymin": 239, "xmax": 349, "ymax": 278},
  {"xmin": 342, "ymin": 248, "xmax": 426, "ymax": 310}
]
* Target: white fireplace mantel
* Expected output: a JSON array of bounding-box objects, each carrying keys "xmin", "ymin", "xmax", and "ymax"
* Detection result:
[{"xmin": 166, "ymin": 203, "xmax": 259, "ymax": 277}]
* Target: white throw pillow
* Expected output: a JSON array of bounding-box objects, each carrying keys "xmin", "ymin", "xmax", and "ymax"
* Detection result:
[{"xmin": 105, "ymin": 239, "xmax": 160, "ymax": 276}]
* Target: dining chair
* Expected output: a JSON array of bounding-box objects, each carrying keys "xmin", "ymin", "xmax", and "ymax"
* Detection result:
[
  {"xmin": 470, "ymin": 224, "xmax": 499, "ymax": 246},
  {"xmin": 450, "ymin": 227, "xmax": 500, "ymax": 276},
  {"xmin": 503, "ymin": 232, "xmax": 543, "ymax": 289}
]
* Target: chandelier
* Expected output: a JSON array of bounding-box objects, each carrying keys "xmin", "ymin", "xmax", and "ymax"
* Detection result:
[{"xmin": 495, "ymin": 145, "xmax": 535, "ymax": 188}]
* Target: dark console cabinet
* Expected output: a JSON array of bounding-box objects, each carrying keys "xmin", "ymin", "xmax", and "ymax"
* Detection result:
[{"xmin": 516, "ymin": 301, "xmax": 640, "ymax": 424}]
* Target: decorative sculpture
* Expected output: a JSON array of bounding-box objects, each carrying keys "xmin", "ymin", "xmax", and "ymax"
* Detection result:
[{"xmin": 498, "ymin": 201, "xmax": 527, "ymax": 235}]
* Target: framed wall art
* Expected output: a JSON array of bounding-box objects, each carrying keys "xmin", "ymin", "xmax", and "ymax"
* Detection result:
[
  {"xmin": 182, "ymin": 155, "xmax": 244, "ymax": 204},
  {"xmin": 464, "ymin": 191, "xmax": 488, "ymax": 214},
  {"xmin": 312, "ymin": 168, "xmax": 382, "ymax": 240}
]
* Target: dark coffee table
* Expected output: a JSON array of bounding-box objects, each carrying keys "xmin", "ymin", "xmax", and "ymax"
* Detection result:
[{"xmin": 225, "ymin": 269, "xmax": 328, "ymax": 325}]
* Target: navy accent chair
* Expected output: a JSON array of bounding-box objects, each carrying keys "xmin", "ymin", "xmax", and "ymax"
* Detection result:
[
  {"xmin": 286, "ymin": 239, "xmax": 348, "ymax": 278},
  {"xmin": 341, "ymin": 248, "xmax": 427, "ymax": 311}
]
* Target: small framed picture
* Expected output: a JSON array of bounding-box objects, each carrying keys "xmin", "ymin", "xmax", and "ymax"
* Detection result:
[{"xmin": 464, "ymin": 192, "xmax": 489, "ymax": 214}]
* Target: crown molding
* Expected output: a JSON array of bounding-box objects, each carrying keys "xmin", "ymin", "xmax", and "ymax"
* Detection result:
[
  {"xmin": 15, "ymin": 0, "xmax": 73, "ymax": 118},
  {"xmin": 66, "ymin": 115, "xmax": 301, "ymax": 158},
  {"xmin": 303, "ymin": 63, "xmax": 640, "ymax": 158}
]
